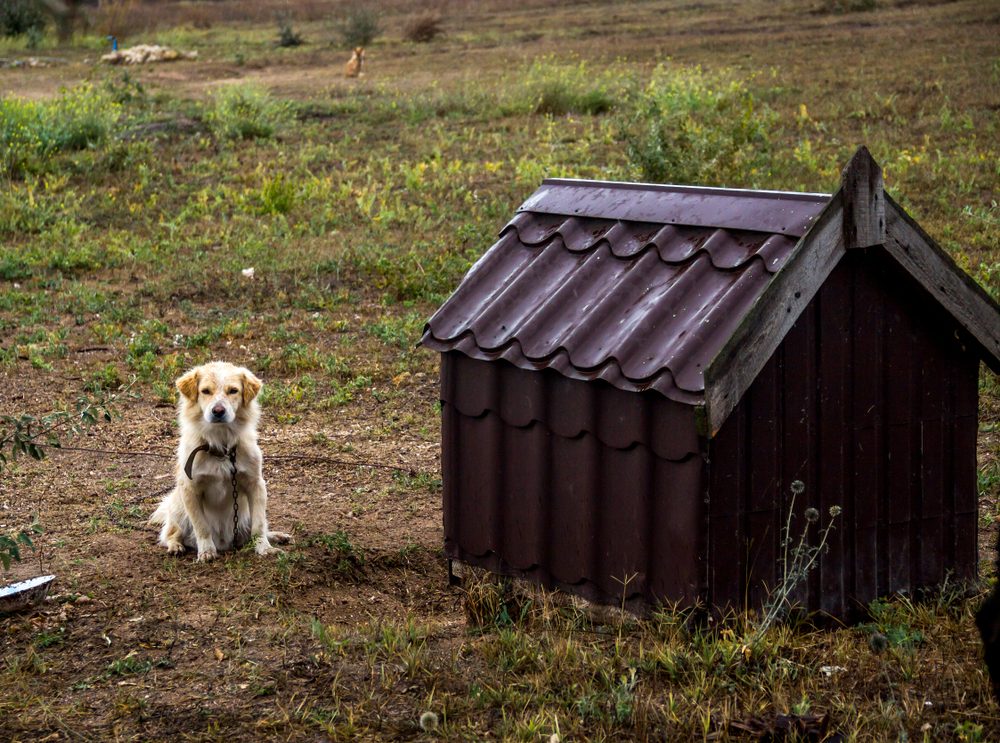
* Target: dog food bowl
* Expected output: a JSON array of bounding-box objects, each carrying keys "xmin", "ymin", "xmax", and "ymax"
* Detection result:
[{"xmin": 0, "ymin": 574, "xmax": 55, "ymax": 614}]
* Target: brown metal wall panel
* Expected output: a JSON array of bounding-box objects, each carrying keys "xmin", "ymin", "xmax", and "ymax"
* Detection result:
[
  {"xmin": 444, "ymin": 352, "xmax": 700, "ymax": 460},
  {"xmin": 706, "ymin": 405, "xmax": 746, "ymax": 611},
  {"xmin": 549, "ymin": 431, "xmax": 600, "ymax": 585},
  {"xmin": 648, "ymin": 456, "xmax": 705, "ymax": 603},
  {"xmin": 500, "ymin": 421, "xmax": 549, "ymax": 571},
  {"xmin": 440, "ymin": 352, "xmax": 704, "ymax": 606}
]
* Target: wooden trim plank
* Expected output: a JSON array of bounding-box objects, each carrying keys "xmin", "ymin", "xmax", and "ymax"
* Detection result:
[
  {"xmin": 704, "ymin": 192, "xmax": 845, "ymax": 436},
  {"xmin": 841, "ymin": 146, "xmax": 886, "ymax": 250}
]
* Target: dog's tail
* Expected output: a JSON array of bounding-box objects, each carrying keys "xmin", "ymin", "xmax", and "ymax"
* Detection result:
[{"xmin": 147, "ymin": 498, "xmax": 169, "ymax": 526}]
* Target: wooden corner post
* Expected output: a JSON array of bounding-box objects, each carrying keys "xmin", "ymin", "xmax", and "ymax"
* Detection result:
[{"xmin": 841, "ymin": 145, "xmax": 885, "ymax": 249}]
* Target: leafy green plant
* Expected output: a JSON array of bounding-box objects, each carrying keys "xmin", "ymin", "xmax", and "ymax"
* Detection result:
[
  {"xmin": 259, "ymin": 173, "xmax": 296, "ymax": 215},
  {"xmin": 0, "ymin": 518, "xmax": 41, "ymax": 571},
  {"xmin": 620, "ymin": 64, "xmax": 776, "ymax": 186},
  {"xmin": 206, "ymin": 84, "xmax": 291, "ymax": 141},
  {"xmin": 0, "ymin": 391, "xmax": 119, "ymax": 570}
]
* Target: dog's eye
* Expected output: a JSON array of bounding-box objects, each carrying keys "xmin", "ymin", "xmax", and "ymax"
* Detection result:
[
  {"xmin": 200, "ymin": 388, "xmax": 211, "ymax": 395},
  {"xmin": 227, "ymin": 387, "xmax": 239, "ymax": 395}
]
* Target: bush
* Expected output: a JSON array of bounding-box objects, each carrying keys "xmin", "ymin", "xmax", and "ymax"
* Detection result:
[
  {"xmin": 404, "ymin": 12, "xmax": 443, "ymax": 43},
  {"xmin": 508, "ymin": 58, "xmax": 622, "ymax": 117},
  {"xmin": 339, "ymin": 7, "xmax": 381, "ymax": 48},
  {"xmin": 0, "ymin": 84, "xmax": 120, "ymax": 177},
  {"xmin": 1, "ymin": 0, "xmax": 46, "ymax": 38},
  {"xmin": 620, "ymin": 64, "xmax": 777, "ymax": 186},
  {"xmin": 276, "ymin": 13, "xmax": 303, "ymax": 47},
  {"xmin": 206, "ymin": 84, "xmax": 291, "ymax": 141}
]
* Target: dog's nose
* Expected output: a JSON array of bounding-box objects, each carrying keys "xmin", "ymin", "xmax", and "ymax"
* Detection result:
[{"xmin": 211, "ymin": 404, "xmax": 226, "ymax": 419}]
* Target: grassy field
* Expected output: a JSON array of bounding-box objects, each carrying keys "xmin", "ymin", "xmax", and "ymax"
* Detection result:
[{"xmin": 1, "ymin": 0, "xmax": 998, "ymax": 739}]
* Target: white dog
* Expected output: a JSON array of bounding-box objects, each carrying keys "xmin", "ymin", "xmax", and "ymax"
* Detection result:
[{"xmin": 150, "ymin": 361, "xmax": 290, "ymax": 561}]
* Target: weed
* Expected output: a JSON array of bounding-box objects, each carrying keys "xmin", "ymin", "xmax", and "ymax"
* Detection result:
[
  {"xmin": 1, "ymin": 84, "xmax": 122, "ymax": 177},
  {"xmin": 259, "ymin": 173, "xmax": 296, "ymax": 215},
  {"xmin": 206, "ymin": 84, "xmax": 291, "ymax": 141},
  {"xmin": 106, "ymin": 652, "xmax": 157, "ymax": 677},
  {"xmin": 307, "ymin": 530, "xmax": 364, "ymax": 575},
  {"xmin": 751, "ymin": 480, "xmax": 841, "ymax": 643},
  {"xmin": 33, "ymin": 628, "xmax": 64, "ymax": 649},
  {"xmin": 621, "ymin": 64, "xmax": 776, "ymax": 186},
  {"xmin": 463, "ymin": 571, "xmax": 531, "ymax": 630}
]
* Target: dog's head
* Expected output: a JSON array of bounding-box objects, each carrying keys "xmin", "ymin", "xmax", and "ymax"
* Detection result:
[
  {"xmin": 354, "ymin": 46, "xmax": 364, "ymax": 61},
  {"xmin": 175, "ymin": 361, "xmax": 263, "ymax": 426}
]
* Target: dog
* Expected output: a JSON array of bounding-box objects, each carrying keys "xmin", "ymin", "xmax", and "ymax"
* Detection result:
[
  {"xmin": 150, "ymin": 361, "xmax": 290, "ymax": 561},
  {"xmin": 344, "ymin": 46, "xmax": 364, "ymax": 77}
]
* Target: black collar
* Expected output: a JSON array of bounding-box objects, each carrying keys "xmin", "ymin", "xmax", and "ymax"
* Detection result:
[{"xmin": 183, "ymin": 443, "xmax": 237, "ymax": 480}]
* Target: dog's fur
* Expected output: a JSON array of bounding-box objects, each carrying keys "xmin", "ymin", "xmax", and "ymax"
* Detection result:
[
  {"xmin": 344, "ymin": 46, "xmax": 364, "ymax": 77},
  {"xmin": 977, "ymin": 538, "xmax": 1000, "ymax": 702},
  {"xmin": 149, "ymin": 361, "xmax": 289, "ymax": 561}
]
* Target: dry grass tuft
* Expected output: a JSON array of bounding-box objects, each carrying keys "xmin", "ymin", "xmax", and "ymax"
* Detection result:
[{"xmin": 404, "ymin": 12, "xmax": 444, "ymax": 43}]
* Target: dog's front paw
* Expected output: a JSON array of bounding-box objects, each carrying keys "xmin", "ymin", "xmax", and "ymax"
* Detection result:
[
  {"xmin": 254, "ymin": 540, "xmax": 281, "ymax": 556},
  {"xmin": 267, "ymin": 531, "xmax": 292, "ymax": 545},
  {"xmin": 165, "ymin": 541, "xmax": 185, "ymax": 556},
  {"xmin": 196, "ymin": 547, "xmax": 218, "ymax": 562}
]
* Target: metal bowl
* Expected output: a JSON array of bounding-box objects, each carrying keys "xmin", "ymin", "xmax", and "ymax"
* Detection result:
[{"xmin": 0, "ymin": 574, "xmax": 56, "ymax": 614}]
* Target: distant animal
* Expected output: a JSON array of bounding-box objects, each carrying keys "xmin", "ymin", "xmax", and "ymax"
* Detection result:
[
  {"xmin": 977, "ymin": 545, "xmax": 1000, "ymax": 702},
  {"xmin": 149, "ymin": 361, "xmax": 290, "ymax": 562},
  {"xmin": 344, "ymin": 46, "xmax": 364, "ymax": 77}
]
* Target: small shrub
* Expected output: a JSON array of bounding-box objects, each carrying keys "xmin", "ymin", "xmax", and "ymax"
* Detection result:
[
  {"xmin": 620, "ymin": 64, "xmax": 777, "ymax": 186},
  {"xmin": 339, "ymin": 7, "xmax": 381, "ymax": 48},
  {"xmin": 522, "ymin": 59, "xmax": 620, "ymax": 116},
  {"xmin": 276, "ymin": 13, "xmax": 303, "ymax": 47},
  {"xmin": 404, "ymin": 12, "xmax": 443, "ymax": 43},
  {"xmin": 207, "ymin": 84, "xmax": 290, "ymax": 141},
  {"xmin": 0, "ymin": 0, "xmax": 46, "ymax": 38},
  {"xmin": 259, "ymin": 173, "xmax": 296, "ymax": 215}
]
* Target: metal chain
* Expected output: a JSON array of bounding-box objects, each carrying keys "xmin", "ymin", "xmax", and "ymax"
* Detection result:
[{"xmin": 228, "ymin": 447, "xmax": 239, "ymax": 544}]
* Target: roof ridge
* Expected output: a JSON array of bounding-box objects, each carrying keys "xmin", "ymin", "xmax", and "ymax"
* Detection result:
[{"xmin": 541, "ymin": 177, "xmax": 832, "ymax": 203}]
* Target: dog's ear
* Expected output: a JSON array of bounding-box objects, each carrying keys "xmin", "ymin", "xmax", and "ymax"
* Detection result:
[
  {"xmin": 176, "ymin": 368, "xmax": 200, "ymax": 402},
  {"xmin": 242, "ymin": 370, "xmax": 263, "ymax": 405}
]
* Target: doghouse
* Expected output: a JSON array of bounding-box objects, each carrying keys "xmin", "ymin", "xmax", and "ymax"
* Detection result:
[{"xmin": 421, "ymin": 147, "xmax": 1000, "ymax": 619}]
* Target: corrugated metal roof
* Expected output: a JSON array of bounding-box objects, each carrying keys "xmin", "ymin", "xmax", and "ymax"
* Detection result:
[{"xmin": 422, "ymin": 180, "xmax": 831, "ymax": 405}]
